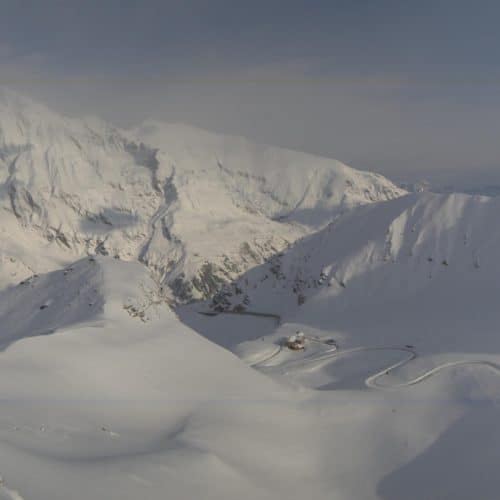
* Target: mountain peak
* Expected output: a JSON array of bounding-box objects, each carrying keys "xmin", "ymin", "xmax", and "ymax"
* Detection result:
[{"xmin": 0, "ymin": 89, "xmax": 406, "ymax": 300}]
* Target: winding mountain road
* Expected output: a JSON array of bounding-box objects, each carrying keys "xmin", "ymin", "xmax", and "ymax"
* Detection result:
[
  {"xmin": 204, "ymin": 309, "xmax": 500, "ymax": 390},
  {"xmin": 367, "ymin": 358, "xmax": 500, "ymax": 389}
]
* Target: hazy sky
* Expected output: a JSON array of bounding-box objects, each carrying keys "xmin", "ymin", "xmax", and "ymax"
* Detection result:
[{"xmin": 1, "ymin": 0, "xmax": 500, "ymax": 187}]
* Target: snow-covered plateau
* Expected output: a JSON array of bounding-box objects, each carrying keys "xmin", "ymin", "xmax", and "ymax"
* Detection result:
[{"xmin": 0, "ymin": 88, "xmax": 499, "ymax": 499}]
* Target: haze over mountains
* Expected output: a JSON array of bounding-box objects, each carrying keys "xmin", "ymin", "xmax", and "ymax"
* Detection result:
[{"xmin": 0, "ymin": 88, "xmax": 500, "ymax": 499}]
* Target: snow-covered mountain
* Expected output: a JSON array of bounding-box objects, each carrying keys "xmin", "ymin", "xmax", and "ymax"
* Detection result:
[
  {"xmin": 198, "ymin": 191, "xmax": 500, "ymax": 377},
  {"xmin": 3, "ymin": 240, "xmax": 499, "ymax": 500},
  {"xmin": 0, "ymin": 253, "xmax": 479, "ymax": 500},
  {"xmin": 2, "ymin": 88, "xmax": 500, "ymax": 500},
  {"xmin": 179, "ymin": 190, "xmax": 500, "ymax": 500},
  {"xmin": 208, "ymin": 192, "xmax": 500, "ymax": 324},
  {"xmin": 0, "ymin": 87, "xmax": 405, "ymax": 299},
  {"xmin": 0, "ymin": 256, "xmax": 310, "ymax": 500}
]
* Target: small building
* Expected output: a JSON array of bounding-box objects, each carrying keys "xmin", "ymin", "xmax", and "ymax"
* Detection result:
[{"xmin": 286, "ymin": 331, "xmax": 306, "ymax": 351}]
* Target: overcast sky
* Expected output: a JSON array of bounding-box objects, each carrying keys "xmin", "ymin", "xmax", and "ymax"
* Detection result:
[{"xmin": 1, "ymin": 0, "xmax": 500, "ymax": 188}]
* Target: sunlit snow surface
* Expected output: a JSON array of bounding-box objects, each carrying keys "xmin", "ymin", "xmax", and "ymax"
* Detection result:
[
  {"xmin": 0, "ymin": 89, "xmax": 499, "ymax": 499},
  {"xmin": 0, "ymin": 87, "xmax": 403, "ymax": 300}
]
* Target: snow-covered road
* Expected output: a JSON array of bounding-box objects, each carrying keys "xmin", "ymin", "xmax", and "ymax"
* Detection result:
[
  {"xmin": 261, "ymin": 342, "xmax": 500, "ymax": 391},
  {"xmin": 227, "ymin": 310, "xmax": 500, "ymax": 391}
]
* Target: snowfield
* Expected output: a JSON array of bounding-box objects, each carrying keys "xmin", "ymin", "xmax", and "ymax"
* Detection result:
[
  {"xmin": 180, "ymin": 191, "xmax": 500, "ymax": 499},
  {"xmin": 3, "ymin": 256, "xmax": 499, "ymax": 500},
  {"xmin": 0, "ymin": 88, "xmax": 499, "ymax": 499}
]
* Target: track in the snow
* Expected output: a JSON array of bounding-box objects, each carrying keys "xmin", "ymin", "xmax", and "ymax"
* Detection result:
[
  {"xmin": 201, "ymin": 310, "xmax": 500, "ymax": 389},
  {"xmin": 259, "ymin": 344, "xmax": 500, "ymax": 390}
]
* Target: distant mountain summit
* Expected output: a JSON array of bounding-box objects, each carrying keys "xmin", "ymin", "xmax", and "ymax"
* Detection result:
[{"xmin": 0, "ymin": 87, "xmax": 405, "ymax": 299}]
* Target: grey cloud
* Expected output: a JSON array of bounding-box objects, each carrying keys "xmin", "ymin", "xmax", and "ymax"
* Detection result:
[{"xmin": 1, "ymin": 0, "xmax": 500, "ymax": 189}]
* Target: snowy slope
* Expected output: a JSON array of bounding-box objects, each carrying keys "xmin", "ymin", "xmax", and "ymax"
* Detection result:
[
  {"xmin": 0, "ymin": 256, "xmax": 496, "ymax": 500},
  {"xmin": 207, "ymin": 192, "xmax": 499, "ymax": 317},
  {"xmin": 4, "ymin": 87, "xmax": 500, "ymax": 499},
  {"xmin": 133, "ymin": 120, "xmax": 404, "ymax": 228},
  {"xmin": 0, "ymin": 257, "xmax": 424, "ymax": 499},
  {"xmin": 0, "ymin": 87, "xmax": 405, "ymax": 299},
  {"xmin": 196, "ymin": 191, "xmax": 500, "ymax": 376},
  {"xmin": 176, "ymin": 191, "xmax": 500, "ymax": 500},
  {"xmin": 174, "ymin": 191, "xmax": 500, "ymax": 500},
  {"xmin": 0, "ymin": 257, "xmax": 291, "ymax": 499}
]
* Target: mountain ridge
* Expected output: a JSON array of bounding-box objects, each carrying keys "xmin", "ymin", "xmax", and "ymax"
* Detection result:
[{"xmin": 0, "ymin": 87, "xmax": 406, "ymax": 300}]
